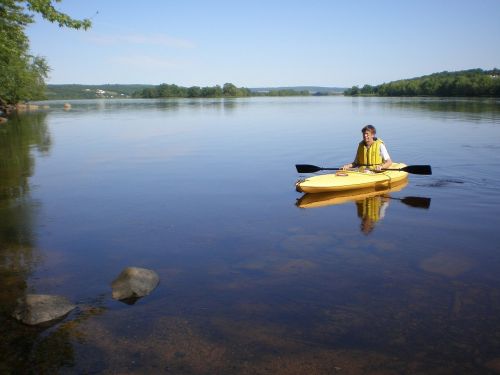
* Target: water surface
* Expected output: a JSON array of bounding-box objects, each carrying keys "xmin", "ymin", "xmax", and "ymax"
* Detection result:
[{"xmin": 1, "ymin": 97, "xmax": 500, "ymax": 374}]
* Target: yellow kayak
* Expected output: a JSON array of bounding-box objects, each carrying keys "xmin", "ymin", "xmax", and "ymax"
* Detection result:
[{"xmin": 295, "ymin": 162, "xmax": 408, "ymax": 194}]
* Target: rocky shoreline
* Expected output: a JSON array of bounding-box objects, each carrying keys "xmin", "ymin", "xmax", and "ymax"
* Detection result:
[
  {"xmin": 10, "ymin": 267, "xmax": 159, "ymax": 326},
  {"xmin": 0, "ymin": 102, "xmax": 72, "ymax": 121}
]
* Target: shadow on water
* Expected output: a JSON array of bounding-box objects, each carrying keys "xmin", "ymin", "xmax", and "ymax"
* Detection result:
[
  {"xmin": 417, "ymin": 178, "xmax": 465, "ymax": 188},
  {"xmin": 0, "ymin": 113, "xmax": 108, "ymax": 374},
  {"xmin": 296, "ymin": 181, "xmax": 431, "ymax": 235}
]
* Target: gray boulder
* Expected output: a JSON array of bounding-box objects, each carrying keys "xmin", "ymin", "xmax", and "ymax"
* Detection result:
[
  {"xmin": 111, "ymin": 267, "xmax": 159, "ymax": 302},
  {"xmin": 12, "ymin": 294, "xmax": 76, "ymax": 325}
]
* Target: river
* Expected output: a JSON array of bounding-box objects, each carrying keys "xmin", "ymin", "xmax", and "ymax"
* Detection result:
[{"xmin": 1, "ymin": 96, "xmax": 500, "ymax": 374}]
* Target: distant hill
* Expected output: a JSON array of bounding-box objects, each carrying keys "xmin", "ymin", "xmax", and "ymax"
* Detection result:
[
  {"xmin": 44, "ymin": 84, "xmax": 347, "ymax": 100},
  {"xmin": 45, "ymin": 84, "xmax": 155, "ymax": 100}
]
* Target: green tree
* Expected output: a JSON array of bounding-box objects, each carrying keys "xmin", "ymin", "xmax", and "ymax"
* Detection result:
[
  {"xmin": 360, "ymin": 84, "xmax": 375, "ymax": 95},
  {"xmin": 187, "ymin": 86, "xmax": 201, "ymax": 97},
  {"xmin": 200, "ymin": 85, "xmax": 222, "ymax": 97},
  {"xmin": 222, "ymin": 82, "xmax": 238, "ymax": 97},
  {"xmin": 157, "ymin": 83, "xmax": 187, "ymax": 97},
  {"xmin": 345, "ymin": 86, "xmax": 360, "ymax": 96},
  {"xmin": 237, "ymin": 86, "xmax": 251, "ymax": 97},
  {"xmin": 0, "ymin": 0, "xmax": 91, "ymax": 113}
]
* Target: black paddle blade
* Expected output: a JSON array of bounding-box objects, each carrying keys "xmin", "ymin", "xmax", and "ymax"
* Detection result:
[
  {"xmin": 296, "ymin": 164, "xmax": 322, "ymax": 173},
  {"xmin": 400, "ymin": 196, "xmax": 431, "ymax": 209},
  {"xmin": 401, "ymin": 165, "xmax": 432, "ymax": 175}
]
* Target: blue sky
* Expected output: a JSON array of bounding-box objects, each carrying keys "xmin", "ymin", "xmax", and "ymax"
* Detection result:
[{"xmin": 26, "ymin": 0, "xmax": 500, "ymax": 87}]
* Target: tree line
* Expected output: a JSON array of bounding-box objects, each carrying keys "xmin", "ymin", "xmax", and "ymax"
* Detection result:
[
  {"xmin": 133, "ymin": 83, "xmax": 250, "ymax": 98},
  {"xmin": 132, "ymin": 83, "xmax": 311, "ymax": 98},
  {"xmin": 344, "ymin": 69, "xmax": 500, "ymax": 97}
]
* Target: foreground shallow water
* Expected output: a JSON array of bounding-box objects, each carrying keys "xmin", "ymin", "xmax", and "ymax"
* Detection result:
[{"xmin": 1, "ymin": 97, "xmax": 500, "ymax": 374}]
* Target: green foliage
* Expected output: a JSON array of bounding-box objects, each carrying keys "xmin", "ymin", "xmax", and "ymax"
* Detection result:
[
  {"xmin": 200, "ymin": 85, "xmax": 223, "ymax": 97},
  {"xmin": 26, "ymin": 0, "xmax": 91, "ymax": 29},
  {"xmin": 344, "ymin": 69, "xmax": 500, "ymax": 97},
  {"xmin": 222, "ymin": 82, "xmax": 251, "ymax": 97},
  {"xmin": 132, "ymin": 83, "xmax": 311, "ymax": 99},
  {"xmin": 264, "ymin": 89, "xmax": 310, "ymax": 96},
  {"xmin": 133, "ymin": 83, "xmax": 254, "ymax": 98},
  {"xmin": 186, "ymin": 86, "xmax": 201, "ymax": 98},
  {"xmin": 0, "ymin": 0, "xmax": 91, "ymax": 111},
  {"xmin": 344, "ymin": 86, "xmax": 360, "ymax": 96},
  {"xmin": 222, "ymin": 83, "xmax": 238, "ymax": 97}
]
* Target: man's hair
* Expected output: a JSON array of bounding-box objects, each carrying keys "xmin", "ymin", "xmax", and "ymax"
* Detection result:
[{"xmin": 361, "ymin": 125, "xmax": 376, "ymax": 134}]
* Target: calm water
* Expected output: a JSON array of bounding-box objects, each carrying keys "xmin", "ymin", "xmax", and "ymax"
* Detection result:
[{"xmin": 1, "ymin": 97, "xmax": 500, "ymax": 374}]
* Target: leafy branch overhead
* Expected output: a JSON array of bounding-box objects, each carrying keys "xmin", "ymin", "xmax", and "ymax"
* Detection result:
[
  {"xmin": 26, "ymin": 0, "xmax": 91, "ymax": 29},
  {"xmin": 0, "ymin": 0, "xmax": 92, "ymax": 112}
]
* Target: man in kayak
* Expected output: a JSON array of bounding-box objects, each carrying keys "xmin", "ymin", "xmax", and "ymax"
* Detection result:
[{"xmin": 342, "ymin": 125, "xmax": 393, "ymax": 171}]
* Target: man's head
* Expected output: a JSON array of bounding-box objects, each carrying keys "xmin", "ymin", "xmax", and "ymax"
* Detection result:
[
  {"xmin": 361, "ymin": 124, "xmax": 376, "ymax": 135},
  {"xmin": 361, "ymin": 125, "xmax": 377, "ymax": 145}
]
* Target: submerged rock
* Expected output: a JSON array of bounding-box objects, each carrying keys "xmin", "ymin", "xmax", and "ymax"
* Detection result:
[
  {"xmin": 111, "ymin": 267, "xmax": 159, "ymax": 302},
  {"xmin": 420, "ymin": 251, "xmax": 473, "ymax": 278},
  {"xmin": 12, "ymin": 294, "xmax": 76, "ymax": 325}
]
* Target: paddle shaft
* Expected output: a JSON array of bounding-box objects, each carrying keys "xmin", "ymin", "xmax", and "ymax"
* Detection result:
[
  {"xmin": 313, "ymin": 167, "xmax": 410, "ymax": 172},
  {"xmin": 295, "ymin": 164, "xmax": 432, "ymax": 175},
  {"xmin": 321, "ymin": 164, "xmax": 425, "ymax": 172}
]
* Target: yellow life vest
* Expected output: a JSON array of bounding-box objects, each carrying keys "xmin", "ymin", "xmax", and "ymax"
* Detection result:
[
  {"xmin": 356, "ymin": 197, "xmax": 382, "ymax": 223},
  {"xmin": 355, "ymin": 138, "xmax": 384, "ymax": 168}
]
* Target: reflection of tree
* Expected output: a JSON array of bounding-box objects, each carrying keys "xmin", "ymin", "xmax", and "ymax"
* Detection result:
[
  {"xmin": 0, "ymin": 111, "xmax": 56, "ymax": 372},
  {"xmin": 0, "ymin": 112, "xmax": 51, "ymax": 198},
  {"xmin": 382, "ymin": 99, "xmax": 500, "ymax": 121},
  {"xmin": 355, "ymin": 196, "xmax": 389, "ymax": 235},
  {"xmin": 0, "ymin": 112, "xmax": 51, "ymax": 309}
]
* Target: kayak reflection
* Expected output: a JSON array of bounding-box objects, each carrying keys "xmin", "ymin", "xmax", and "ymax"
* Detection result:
[{"xmin": 296, "ymin": 181, "xmax": 431, "ymax": 235}]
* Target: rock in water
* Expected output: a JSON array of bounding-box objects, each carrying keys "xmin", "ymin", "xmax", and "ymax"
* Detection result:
[
  {"xmin": 12, "ymin": 294, "xmax": 76, "ymax": 325},
  {"xmin": 111, "ymin": 267, "xmax": 159, "ymax": 302}
]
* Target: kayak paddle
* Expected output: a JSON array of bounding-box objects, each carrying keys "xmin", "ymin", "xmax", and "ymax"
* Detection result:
[{"xmin": 295, "ymin": 164, "xmax": 432, "ymax": 175}]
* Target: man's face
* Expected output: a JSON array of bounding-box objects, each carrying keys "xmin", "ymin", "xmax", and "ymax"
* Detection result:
[{"xmin": 363, "ymin": 130, "xmax": 375, "ymax": 145}]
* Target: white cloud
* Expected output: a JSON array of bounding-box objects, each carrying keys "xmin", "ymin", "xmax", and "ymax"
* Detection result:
[
  {"xmin": 110, "ymin": 55, "xmax": 188, "ymax": 69},
  {"xmin": 86, "ymin": 33, "xmax": 195, "ymax": 49}
]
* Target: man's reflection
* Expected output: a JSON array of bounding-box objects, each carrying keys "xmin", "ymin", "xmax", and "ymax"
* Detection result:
[
  {"xmin": 356, "ymin": 195, "xmax": 389, "ymax": 234},
  {"xmin": 296, "ymin": 182, "xmax": 430, "ymax": 235}
]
